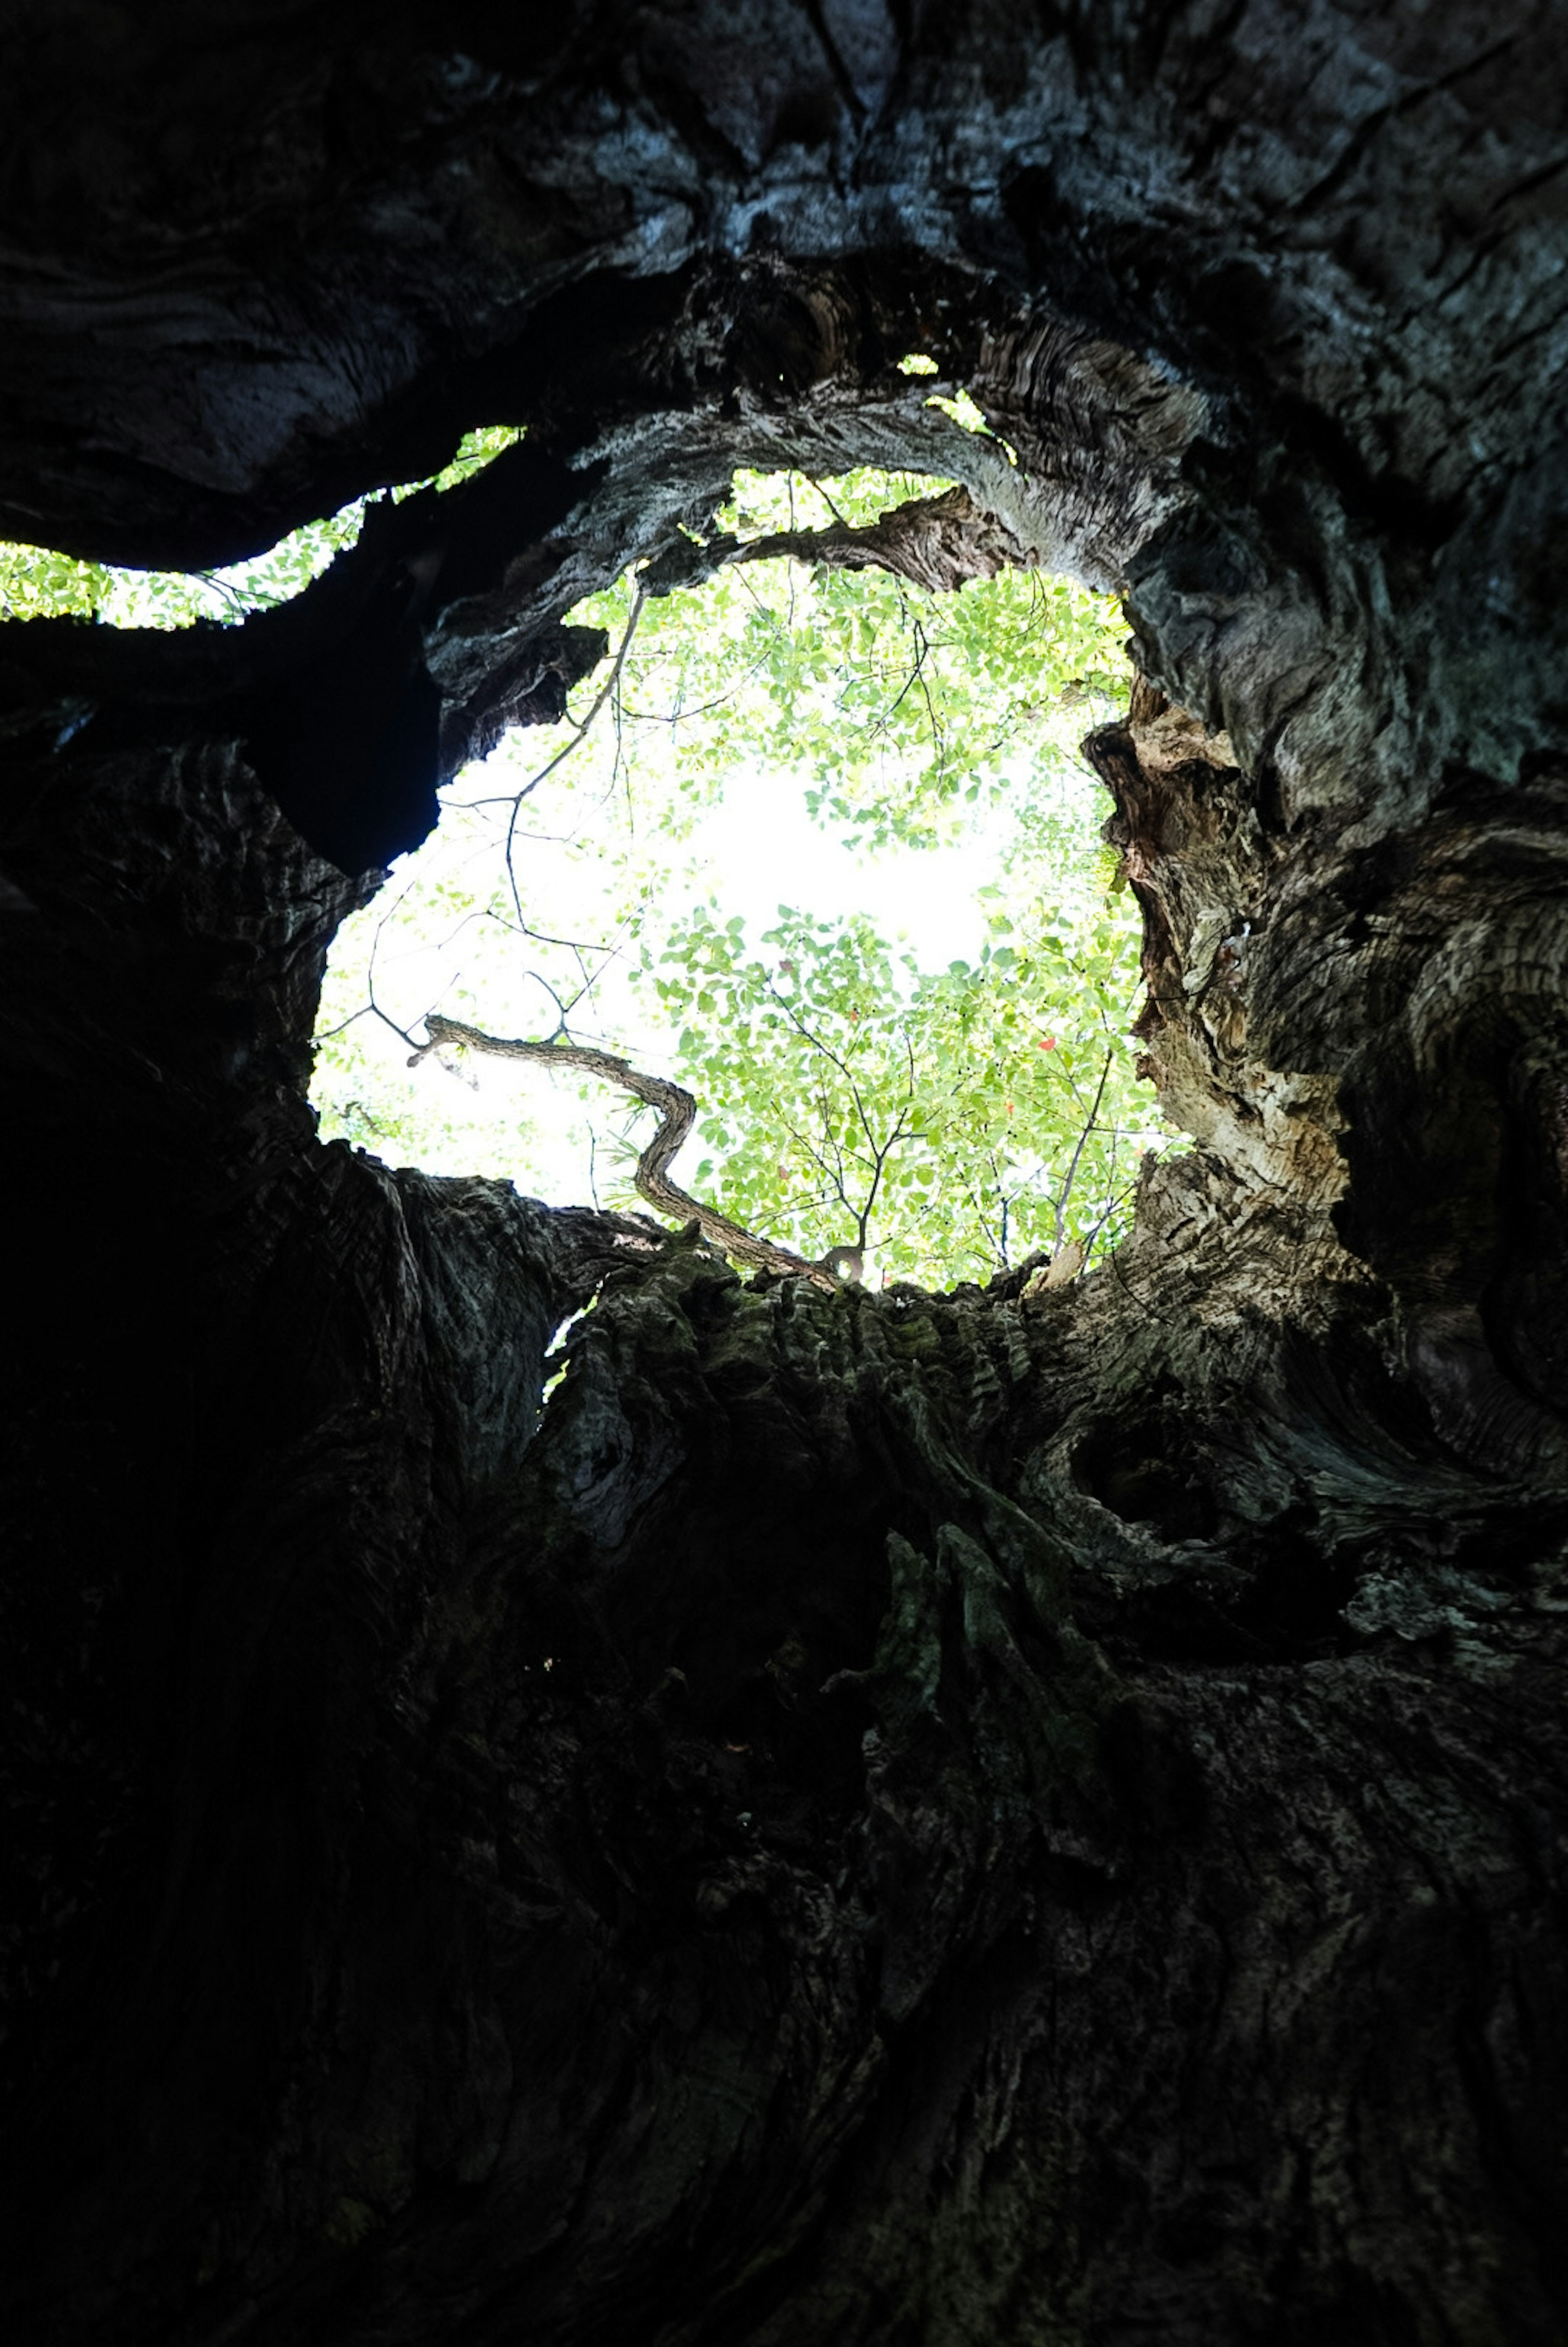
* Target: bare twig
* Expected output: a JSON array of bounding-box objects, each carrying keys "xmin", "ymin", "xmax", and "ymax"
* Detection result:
[
  {"xmin": 483, "ymin": 906, "xmax": 614, "ymax": 958},
  {"xmin": 371, "ymin": 1001, "xmax": 420, "ymax": 1050},
  {"xmin": 1053, "ymin": 1047, "xmax": 1114, "ymax": 1251},
  {"xmin": 1079, "ymin": 1175, "xmax": 1140, "ymax": 1270},
  {"xmin": 503, "ymin": 584, "xmax": 648, "ymax": 925},
  {"xmin": 314, "ymin": 1003, "xmax": 373, "ymax": 1042},
  {"xmin": 617, "ymin": 649, "xmax": 771, "ymax": 725},
  {"xmin": 801, "ymin": 471, "xmax": 851, "ymax": 529},
  {"xmin": 864, "ymin": 606, "xmax": 931, "ymax": 744}
]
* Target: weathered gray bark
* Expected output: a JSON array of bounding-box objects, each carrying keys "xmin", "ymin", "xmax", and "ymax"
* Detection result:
[{"xmin": 4, "ymin": 7, "xmax": 1568, "ymax": 2344}]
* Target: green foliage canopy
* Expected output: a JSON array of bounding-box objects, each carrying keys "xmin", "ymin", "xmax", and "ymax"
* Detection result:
[
  {"xmin": 639, "ymin": 897, "xmax": 1145, "ymax": 1284},
  {"xmin": 0, "ymin": 413, "xmax": 1168, "ymax": 1288},
  {"xmin": 314, "ymin": 461, "xmax": 1162, "ymax": 1284},
  {"xmin": 0, "ymin": 428, "xmax": 522, "ymax": 625}
]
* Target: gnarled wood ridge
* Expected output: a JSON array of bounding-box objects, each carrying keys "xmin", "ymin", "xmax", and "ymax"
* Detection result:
[{"xmin": 3, "ymin": 8, "xmax": 1568, "ymax": 2344}]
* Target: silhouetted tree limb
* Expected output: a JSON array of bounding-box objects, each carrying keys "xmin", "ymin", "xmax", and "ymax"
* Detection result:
[{"xmin": 420, "ymin": 1012, "xmax": 845, "ymax": 1287}]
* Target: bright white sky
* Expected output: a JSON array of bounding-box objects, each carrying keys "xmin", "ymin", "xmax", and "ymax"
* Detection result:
[
  {"xmin": 680, "ymin": 765, "xmax": 1004, "ymax": 962},
  {"xmin": 334, "ymin": 750, "xmax": 1036, "ymax": 1205}
]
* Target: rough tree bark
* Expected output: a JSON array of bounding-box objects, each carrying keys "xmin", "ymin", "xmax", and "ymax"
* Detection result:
[{"xmin": 4, "ymin": 7, "xmax": 1568, "ymax": 2343}]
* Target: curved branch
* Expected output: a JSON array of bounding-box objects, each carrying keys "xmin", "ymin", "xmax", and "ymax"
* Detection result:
[{"xmin": 419, "ymin": 1014, "xmax": 844, "ymax": 1289}]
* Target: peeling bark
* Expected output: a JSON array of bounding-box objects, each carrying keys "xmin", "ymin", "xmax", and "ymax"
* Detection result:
[{"xmin": 4, "ymin": 8, "xmax": 1568, "ymax": 2345}]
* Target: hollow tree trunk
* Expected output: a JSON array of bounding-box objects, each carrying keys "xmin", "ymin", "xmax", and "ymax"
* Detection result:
[{"xmin": 4, "ymin": 8, "xmax": 1568, "ymax": 2344}]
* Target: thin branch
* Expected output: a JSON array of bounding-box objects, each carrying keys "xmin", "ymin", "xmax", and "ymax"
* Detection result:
[
  {"xmin": 313, "ymin": 1002, "xmax": 373, "ymax": 1042},
  {"xmin": 765, "ymin": 982, "xmax": 877, "ymax": 1101},
  {"xmin": 744, "ymin": 1185, "xmax": 837, "ymax": 1238},
  {"xmin": 503, "ymin": 584, "xmax": 648, "ymax": 924},
  {"xmin": 1079, "ymin": 1176, "xmax": 1140, "ymax": 1270},
  {"xmin": 363, "ymin": 891, "xmax": 425, "ymax": 1049},
  {"xmin": 801, "ymin": 471, "xmax": 850, "ymax": 528},
  {"xmin": 194, "ymin": 571, "xmax": 258, "ymax": 620},
  {"xmin": 855, "ymin": 1110, "xmax": 910, "ymax": 1249},
  {"xmin": 1039, "ymin": 1040, "xmax": 1095, "ymax": 1118},
  {"xmin": 586, "ymin": 1124, "xmax": 602, "ymax": 1214},
  {"xmin": 1053, "ymin": 1048, "xmax": 1114, "ymax": 1252},
  {"xmin": 371, "ymin": 1001, "xmax": 420, "ymax": 1051},
  {"xmin": 863, "ymin": 613, "xmax": 931, "ymax": 745},
  {"xmin": 416, "ymin": 1014, "xmax": 842, "ymax": 1289},
  {"xmin": 482, "ymin": 906, "xmax": 614, "ymax": 958},
  {"xmin": 616, "ymin": 656, "xmax": 768, "ymax": 725}
]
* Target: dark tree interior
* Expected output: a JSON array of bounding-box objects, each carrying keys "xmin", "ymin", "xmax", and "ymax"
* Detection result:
[{"xmin": 5, "ymin": 7, "xmax": 1568, "ymax": 2342}]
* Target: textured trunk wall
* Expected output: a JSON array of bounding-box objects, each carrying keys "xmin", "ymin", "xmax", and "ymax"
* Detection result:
[{"xmin": 4, "ymin": 8, "xmax": 1568, "ymax": 2345}]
